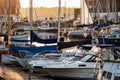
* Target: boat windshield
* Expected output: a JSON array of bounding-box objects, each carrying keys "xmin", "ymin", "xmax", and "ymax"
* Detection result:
[
  {"xmin": 80, "ymin": 54, "xmax": 94, "ymax": 62},
  {"xmin": 80, "ymin": 46, "xmax": 101, "ymax": 62},
  {"xmin": 42, "ymin": 54, "xmax": 61, "ymax": 59},
  {"xmin": 69, "ymin": 56, "xmax": 82, "ymax": 61}
]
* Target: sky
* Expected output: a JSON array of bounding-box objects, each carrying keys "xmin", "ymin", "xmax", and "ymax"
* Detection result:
[{"xmin": 20, "ymin": 0, "xmax": 80, "ymax": 8}]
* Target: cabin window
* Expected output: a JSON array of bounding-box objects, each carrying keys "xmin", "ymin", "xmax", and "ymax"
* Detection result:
[
  {"xmin": 49, "ymin": 23, "xmax": 51, "ymax": 27},
  {"xmin": 102, "ymin": 71, "xmax": 112, "ymax": 79},
  {"xmin": 114, "ymin": 76, "xmax": 120, "ymax": 80},
  {"xmin": 69, "ymin": 56, "xmax": 82, "ymax": 61}
]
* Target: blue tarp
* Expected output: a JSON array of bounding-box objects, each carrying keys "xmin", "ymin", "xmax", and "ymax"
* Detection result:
[
  {"xmin": 30, "ymin": 31, "xmax": 64, "ymax": 44},
  {"xmin": 10, "ymin": 45, "xmax": 57, "ymax": 57}
]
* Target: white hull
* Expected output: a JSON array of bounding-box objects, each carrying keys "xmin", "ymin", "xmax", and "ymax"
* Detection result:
[
  {"xmin": 68, "ymin": 30, "xmax": 84, "ymax": 36},
  {"xmin": 16, "ymin": 58, "xmax": 26, "ymax": 67},
  {"xmin": 38, "ymin": 26, "xmax": 57, "ymax": 30},
  {"xmin": 11, "ymin": 34, "xmax": 29, "ymax": 40},
  {"xmin": 36, "ymin": 62, "xmax": 100, "ymax": 79},
  {"xmin": 43, "ymin": 68, "xmax": 96, "ymax": 79},
  {"xmin": 33, "ymin": 68, "xmax": 50, "ymax": 76},
  {"xmin": 1, "ymin": 55, "xmax": 17, "ymax": 64},
  {"xmin": 16, "ymin": 58, "xmax": 30, "ymax": 68}
]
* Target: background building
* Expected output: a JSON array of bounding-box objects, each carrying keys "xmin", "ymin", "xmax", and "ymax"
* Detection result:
[{"xmin": 0, "ymin": 0, "xmax": 20, "ymax": 21}]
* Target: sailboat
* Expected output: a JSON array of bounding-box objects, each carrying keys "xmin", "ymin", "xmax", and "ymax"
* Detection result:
[{"xmin": 15, "ymin": 0, "xmax": 63, "ymax": 68}]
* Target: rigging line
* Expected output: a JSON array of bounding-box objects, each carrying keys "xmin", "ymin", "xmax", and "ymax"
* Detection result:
[
  {"xmin": 94, "ymin": 58, "xmax": 99, "ymax": 72},
  {"xmin": 93, "ymin": 0, "xmax": 100, "ymax": 22},
  {"xmin": 33, "ymin": 3, "xmax": 38, "ymax": 20},
  {"xmin": 114, "ymin": 0, "xmax": 117, "ymax": 22},
  {"xmin": 83, "ymin": 0, "xmax": 85, "ymax": 24},
  {"xmin": 99, "ymin": 0, "xmax": 103, "ymax": 13},
  {"xmin": 99, "ymin": 0, "xmax": 108, "ymax": 22},
  {"xmin": 92, "ymin": 0, "xmax": 95, "ymax": 22},
  {"xmin": 112, "ymin": 0, "xmax": 115, "ymax": 22}
]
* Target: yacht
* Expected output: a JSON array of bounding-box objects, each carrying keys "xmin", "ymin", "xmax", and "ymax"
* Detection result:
[
  {"xmin": 28, "ymin": 45, "xmax": 89, "ymax": 76},
  {"xmin": 33, "ymin": 46, "xmax": 102, "ymax": 79}
]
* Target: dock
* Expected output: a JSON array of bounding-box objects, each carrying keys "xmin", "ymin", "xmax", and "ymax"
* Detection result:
[{"xmin": 0, "ymin": 64, "xmax": 51, "ymax": 80}]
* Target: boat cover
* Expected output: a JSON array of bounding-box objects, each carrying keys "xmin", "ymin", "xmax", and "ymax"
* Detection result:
[
  {"xmin": 10, "ymin": 44, "xmax": 57, "ymax": 57},
  {"xmin": 30, "ymin": 31, "xmax": 64, "ymax": 44}
]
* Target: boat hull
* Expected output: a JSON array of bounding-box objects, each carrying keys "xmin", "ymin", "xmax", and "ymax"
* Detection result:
[
  {"xmin": 1, "ymin": 54, "xmax": 17, "ymax": 64},
  {"xmin": 42, "ymin": 68, "xmax": 97, "ymax": 79},
  {"xmin": 33, "ymin": 67, "xmax": 50, "ymax": 77}
]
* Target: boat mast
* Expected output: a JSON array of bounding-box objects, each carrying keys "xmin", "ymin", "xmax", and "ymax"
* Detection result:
[
  {"xmin": 114, "ymin": 0, "xmax": 117, "ymax": 23},
  {"xmin": 92, "ymin": 0, "xmax": 95, "ymax": 22},
  {"xmin": 97, "ymin": 0, "xmax": 100, "ymax": 25},
  {"xmin": 57, "ymin": 0, "xmax": 61, "ymax": 42},
  {"xmin": 29, "ymin": 0, "xmax": 33, "ymax": 45},
  {"xmin": 87, "ymin": 0, "xmax": 90, "ymax": 24},
  {"xmin": 57, "ymin": 0, "xmax": 61, "ymax": 51},
  {"xmin": 64, "ymin": 1, "xmax": 67, "ymax": 33},
  {"xmin": 81, "ymin": 0, "xmax": 85, "ymax": 24},
  {"xmin": 5, "ymin": 0, "xmax": 8, "ymax": 29},
  {"xmin": 83, "ymin": 0, "xmax": 85, "ymax": 24},
  {"xmin": 7, "ymin": 0, "xmax": 11, "ymax": 55},
  {"xmin": 112, "ymin": 0, "xmax": 114, "ymax": 22},
  {"xmin": 106, "ymin": 0, "xmax": 111, "ymax": 21}
]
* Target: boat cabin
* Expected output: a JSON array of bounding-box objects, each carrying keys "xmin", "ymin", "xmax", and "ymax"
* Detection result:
[{"xmin": 99, "ymin": 61, "xmax": 120, "ymax": 80}]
